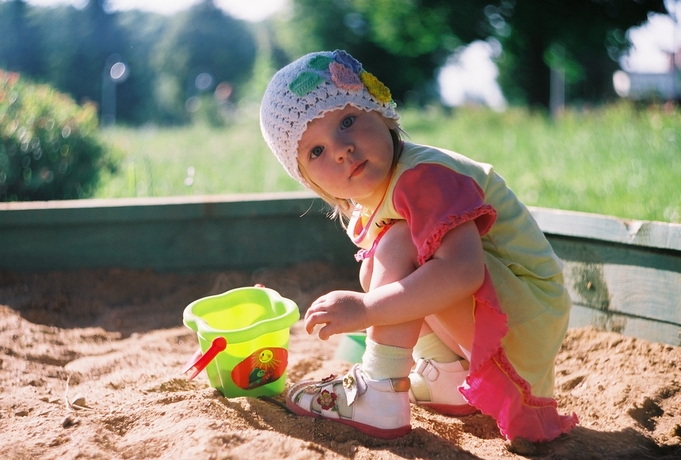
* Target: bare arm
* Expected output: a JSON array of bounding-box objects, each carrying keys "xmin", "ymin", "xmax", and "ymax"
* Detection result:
[
  {"xmin": 365, "ymin": 220, "xmax": 484, "ymax": 326},
  {"xmin": 304, "ymin": 220, "xmax": 485, "ymax": 339}
]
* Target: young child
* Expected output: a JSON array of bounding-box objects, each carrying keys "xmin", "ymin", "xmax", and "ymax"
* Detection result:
[{"xmin": 260, "ymin": 50, "xmax": 578, "ymax": 441}]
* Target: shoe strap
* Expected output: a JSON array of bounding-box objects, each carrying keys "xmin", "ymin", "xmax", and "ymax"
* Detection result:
[
  {"xmin": 413, "ymin": 358, "xmax": 439, "ymax": 382},
  {"xmin": 342, "ymin": 364, "xmax": 367, "ymax": 405},
  {"xmin": 341, "ymin": 364, "xmax": 410, "ymax": 405}
]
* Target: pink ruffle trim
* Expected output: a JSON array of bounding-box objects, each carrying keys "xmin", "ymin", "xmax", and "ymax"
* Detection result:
[
  {"xmin": 459, "ymin": 269, "xmax": 579, "ymax": 442},
  {"xmin": 416, "ymin": 204, "xmax": 496, "ymax": 265}
]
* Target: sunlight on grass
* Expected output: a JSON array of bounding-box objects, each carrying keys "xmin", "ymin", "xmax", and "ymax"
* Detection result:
[
  {"xmin": 98, "ymin": 114, "xmax": 303, "ymax": 198},
  {"xmin": 97, "ymin": 102, "xmax": 680, "ymax": 223},
  {"xmin": 401, "ymin": 103, "xmax": 680, "ymax": 223}
]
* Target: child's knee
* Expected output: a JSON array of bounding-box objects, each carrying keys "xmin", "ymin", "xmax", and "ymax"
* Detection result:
[
  {"xmin": 374, "ymin": 221, "xmax": 417, "ymax": 267},
  {"xmin": 365, "ymin": 222, "xmax": 418, "ymax": 289},
  {"xmin": 359, "ymin": 257, "xmax": 373, "ymax": 292}
]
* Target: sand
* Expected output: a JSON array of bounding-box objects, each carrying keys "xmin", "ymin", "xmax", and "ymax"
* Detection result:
[{"xmin": 1, "ymin": 262, "xmax": 680, "ymax": 459}]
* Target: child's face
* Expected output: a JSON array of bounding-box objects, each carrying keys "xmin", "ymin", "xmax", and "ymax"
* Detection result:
[{"xmin": 297, "ymin": 106, "xmax": 394, "ymax": 209}]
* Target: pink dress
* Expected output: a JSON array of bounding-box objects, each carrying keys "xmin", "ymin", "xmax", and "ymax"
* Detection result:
[{"xmin": 348, "ymin": 142, "xmax": 578, "ymax": 442}]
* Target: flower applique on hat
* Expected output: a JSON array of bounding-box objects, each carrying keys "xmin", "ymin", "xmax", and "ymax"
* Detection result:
[
  {"xmin": 288, "ymin": 50, "xmax": 393, "ymax": 105},
  {"xmin": 260, "ymin": 49, "xmax": 400, "ymax": 187}
]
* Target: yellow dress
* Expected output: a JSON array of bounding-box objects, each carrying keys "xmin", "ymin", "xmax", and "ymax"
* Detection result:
[{"xmin": 348, "ymin": 141, "xmax": 578, "ymax": 441}]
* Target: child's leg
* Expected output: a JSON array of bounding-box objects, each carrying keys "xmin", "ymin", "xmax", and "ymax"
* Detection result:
[
  {"xmin": 363, "ymin": 221, "xmax": 423, "ymax": 353},
  {"xmin": 398, "ymin": 238, "xmax": 477, "ymax": 416},
  {"xmin": 409, "ymin": 328, "xmax": 479, "ymax": 416},
  {"xmin": 286, "ymin": 222, "xmax": 421, "ymax": 439}
]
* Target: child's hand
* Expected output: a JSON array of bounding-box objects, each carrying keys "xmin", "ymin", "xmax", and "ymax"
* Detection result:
[{"xmin": 304, "ymin": 290, "xmax": 369, "ymax": 340}]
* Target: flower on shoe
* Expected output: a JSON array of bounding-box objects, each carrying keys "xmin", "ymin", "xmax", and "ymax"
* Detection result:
[
  {"xmin": 342, "ymin": 375, "xmax": 355, "ymax": 388},
  {"xmin": 317, "ymin": 389, "xmax": 338, "ymax": 410}
]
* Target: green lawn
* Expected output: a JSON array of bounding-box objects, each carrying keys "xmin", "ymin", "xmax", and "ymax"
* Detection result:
[{"xmin": 97, "ymin": 102, "xmax": 680, "ymax": 223}]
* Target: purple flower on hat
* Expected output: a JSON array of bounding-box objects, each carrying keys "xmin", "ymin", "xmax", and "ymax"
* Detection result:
[
  {"xmin": 333, "ymin": 50, "xmax": 362, "ymax": 74},
  {"xmin": 330, "ymin": 62, "xmax": 363, "ymax": 91}
]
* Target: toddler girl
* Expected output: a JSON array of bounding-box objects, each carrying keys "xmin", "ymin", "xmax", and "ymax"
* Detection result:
[{"xmin": 260, "ymin": 50, "xmax": 578, "ymax": 441}]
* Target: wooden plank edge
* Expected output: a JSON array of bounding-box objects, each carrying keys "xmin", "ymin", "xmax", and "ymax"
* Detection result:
[
  {"xmin": 529, "ymin": 206, "xmax": 681, "ymax": 252},
  {"xmin": 569, "ymin": 303, "xmax": 681, "ymax": 347}
]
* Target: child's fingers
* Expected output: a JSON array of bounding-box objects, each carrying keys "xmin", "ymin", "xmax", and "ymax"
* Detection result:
[
  {"xmin": 304, "ymin": 309, "xmax": 326, "ymax": 334},
  {"xmin": 304, "ymin": 310, "xmax": 341, "ymax": 340},
  {"xmin": 316, "ymin": 324, "xmax": 333, "ymax": 341}
]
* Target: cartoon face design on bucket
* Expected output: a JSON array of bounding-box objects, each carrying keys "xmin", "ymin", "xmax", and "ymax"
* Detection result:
[
  {"xmin": 231, "ymin": 347, "xmax": 288, "ymax": 390},
  {"xmin": 297, "ymin": 105, "xmax": 395, "ymax": 209},
  {"xmin": 259, "ymin": 349, "xmax": 274, "ymax": 365}
]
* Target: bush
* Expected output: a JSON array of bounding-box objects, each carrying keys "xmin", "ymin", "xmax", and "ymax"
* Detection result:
[{"xmin": 0, "ymin": 70, "xmax": 113, "ymax": 201}]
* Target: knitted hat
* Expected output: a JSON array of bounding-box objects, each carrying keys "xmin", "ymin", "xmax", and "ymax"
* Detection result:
[{"xmin": 260, "ymin": 50, "xmax": 400, "ymax": 188}]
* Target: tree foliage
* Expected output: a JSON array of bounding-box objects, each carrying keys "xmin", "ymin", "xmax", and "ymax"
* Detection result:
[
  {"xmin": 0, "ymin": 0, "xmax": 671, "ymax": 125},
  {"xmin": 0, "ymin": 0, "xmax": 43, "ymax": 76},
  {"xmin": 493, "ymin": 0, "xmax": 668, "ymax": 107},
  {"xmin": 284, "ymin": 0, "xmax": 667, "ymax": 108},
  {"xmin": 0, "ymin": 0, "xmax": 257, "ymax": 125},
  {"xmin": 152, "ymin": 0, "xmax": 257, "ymax": 123}
]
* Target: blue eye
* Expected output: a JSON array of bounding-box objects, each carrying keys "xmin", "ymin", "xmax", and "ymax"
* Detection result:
[
  {"xmin": 341, "ymin": 116, "xmax": 355, "ymax": 129},
  {"xmin": 311, "ymin": 146, "xmax": 324, "ymax": 158}
]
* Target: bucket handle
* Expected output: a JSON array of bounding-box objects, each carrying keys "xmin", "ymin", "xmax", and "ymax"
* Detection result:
[{"xmin": 182, "ymin": 336, "xmax": 227, "ymax": 380}]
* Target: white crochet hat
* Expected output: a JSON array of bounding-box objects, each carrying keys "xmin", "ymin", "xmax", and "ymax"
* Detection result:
[{"xmin": 260, "ymin": 50, "xmax": 400, "ymax": 188}]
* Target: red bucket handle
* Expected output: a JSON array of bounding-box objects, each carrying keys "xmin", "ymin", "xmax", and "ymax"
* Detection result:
[{"xmin": 182, "ymin": 336, "xmax": 227, "ymax": 380}]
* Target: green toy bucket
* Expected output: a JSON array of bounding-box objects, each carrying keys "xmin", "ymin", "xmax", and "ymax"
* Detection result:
[{"xmin": 182, "ymin": 286, "xmax": 300, "ymax": 398}]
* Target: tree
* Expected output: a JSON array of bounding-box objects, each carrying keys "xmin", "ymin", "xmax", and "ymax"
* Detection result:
[
  {"xmin": 152, "ymin": 0, "xmax": 257, "ymax": 122},
  {"xmin": 0, "ymin": 0, "xmax": 44, "ymax": 77},
  {"xmin": 276, "ymin": 0, "xmax": 465, "ymax": 105},
  {"xmin": 284, "ymin": 0, "xmax": 667, "ymax": 108},
  {"xmin": 34, "ymin": 0, "xmax": 129, "ymax": 116},
  {"xmin": 114, "ymin": 10, "xmax": 171, "ymax": 124},
  {"xmin": 493, "ymin": 0, "xmax": 667, "ymax": 108}
]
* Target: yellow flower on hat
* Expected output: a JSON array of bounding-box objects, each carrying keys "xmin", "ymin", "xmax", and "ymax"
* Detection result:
[{"xmin": 360, "ymin": 71, "xmax": 392, "ymax": 104}]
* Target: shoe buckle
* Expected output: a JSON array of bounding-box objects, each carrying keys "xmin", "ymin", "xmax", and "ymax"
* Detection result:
[{"xmin": 415, "ymin": 359, "xmax": 439, "ymax": 382}]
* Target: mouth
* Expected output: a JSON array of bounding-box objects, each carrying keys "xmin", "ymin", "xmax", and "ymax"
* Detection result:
[{"xmin": 349, "ymin": 160, "xmax": 366, "ymax": 178}]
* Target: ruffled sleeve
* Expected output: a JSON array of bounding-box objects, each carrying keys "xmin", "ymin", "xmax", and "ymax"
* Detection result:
[{"xmin": 392, "ymin": 163, "xmax": 497, "ymax": 265}]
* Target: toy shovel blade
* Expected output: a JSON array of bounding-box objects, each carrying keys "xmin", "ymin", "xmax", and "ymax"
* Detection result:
[{"xmin": 182, "ymin": 336, "xmax": 227, "ymax": 380}]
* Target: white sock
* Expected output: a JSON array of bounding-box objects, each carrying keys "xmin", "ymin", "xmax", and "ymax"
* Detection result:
[{"xmin": 361, "ymin": 338, "xmax": 413, "ymax": 380}]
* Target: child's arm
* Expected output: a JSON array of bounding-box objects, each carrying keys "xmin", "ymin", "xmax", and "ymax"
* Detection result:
[{"xmin": 304, "ymin": 220, "xmax": 485, "ymax": 339}]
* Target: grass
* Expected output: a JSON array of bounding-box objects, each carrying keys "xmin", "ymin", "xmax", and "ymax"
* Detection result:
[
  {"xmin": 97, "ymin": 102, "xmax": 681, "ymax": 223},
  {"xmin": 97, "ymin": 106, "xmax": 302, "ymax": 198}
]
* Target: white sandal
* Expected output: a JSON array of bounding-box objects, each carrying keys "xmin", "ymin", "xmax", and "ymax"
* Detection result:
[
  {"xmin": 409, "ymin": 358, "xmax": 479, "ymax": 416},
  {"xmin": 286, "ymin": 364, "xmax": 412, "ymax": 439}
]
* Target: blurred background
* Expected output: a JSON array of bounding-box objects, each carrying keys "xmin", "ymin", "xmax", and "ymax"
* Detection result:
[{"xmin": 0, "ymin": 0, "xmax": 679, "ymax": 222}]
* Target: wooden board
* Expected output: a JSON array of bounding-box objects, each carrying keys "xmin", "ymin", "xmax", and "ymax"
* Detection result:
[
  {"xmin": 0, "ymin": 192, "xmax": 357, "ymax": 272},
  {"xmin": 530, "ymin": 208, "xmax": 681, "ymax": 346},
  {"xmin": 1, "ymin": 197, "xmax": 679, "ymax": 345}
]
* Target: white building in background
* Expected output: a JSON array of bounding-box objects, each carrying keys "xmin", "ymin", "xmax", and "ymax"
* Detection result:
[
  {"xmin": 437, "ymin": 40, "xmax": 508, "ymax": 111},
  {"xmin": 615, "ymin": 8, "xmax": 681, "ymax": 101},
  {"xmin": 613, "ymin": 69, "xmax": 680, "ymax": 100}
]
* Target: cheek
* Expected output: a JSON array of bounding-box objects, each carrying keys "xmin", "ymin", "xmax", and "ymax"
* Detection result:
[{"xmin": 305, "ymin": 158, "xmax": 338, "ymax": 184}]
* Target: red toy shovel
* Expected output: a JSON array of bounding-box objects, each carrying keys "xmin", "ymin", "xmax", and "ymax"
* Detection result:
[{"xmin": 182, "ymin": 336, "xmax": 228, "ymax": 380}]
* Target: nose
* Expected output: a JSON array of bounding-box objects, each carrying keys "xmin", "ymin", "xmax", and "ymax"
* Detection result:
[{"xmin": 333, "ymin": 136, "xmax": 354, "ymax": 163}]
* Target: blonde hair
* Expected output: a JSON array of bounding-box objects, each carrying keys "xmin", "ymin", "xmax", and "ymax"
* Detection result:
[{"xmin": 298, "ymin": 116, "xmax": 404, "ymax": 227}]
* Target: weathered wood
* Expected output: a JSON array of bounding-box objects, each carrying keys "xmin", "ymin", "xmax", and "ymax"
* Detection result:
[
  {"xmin": 0, "ymin": 196, "xmax": 679, "ymax": 346},
  {"xmin": 529, "ymin": 208, "xmax": 681, "ymax": 346},
  {"xmin": 530, "ymin": 207, "xmax": 681, "ymax": 252},
  {"xmin": 569, "ymin": 304, "xmax": 680, "ymax": 346},
  {"xmin": 0, "ymin": 192, "xmax": 357, "ymax": 272}
]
